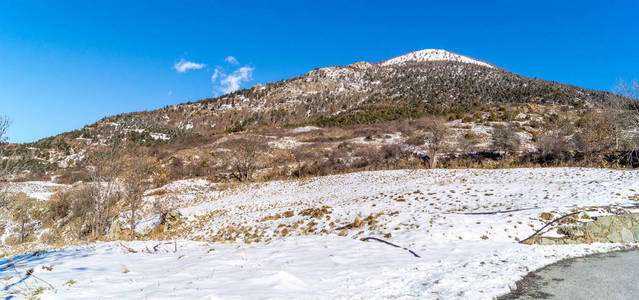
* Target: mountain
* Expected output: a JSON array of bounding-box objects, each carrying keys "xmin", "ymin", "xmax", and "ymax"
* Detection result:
[
  {"xmin": 0, "ymin": 49, "xmax": 633, "ymax": 179},
  {"xmin": 62, "ymin": 49, "xmax": 618, "ymax": 138}
]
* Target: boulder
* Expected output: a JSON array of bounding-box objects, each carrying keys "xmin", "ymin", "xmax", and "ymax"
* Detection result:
[
  {"xmin": 632, "ymin": 227, "xmax": 639, "ymax": 240},
  {"xmin": 162, "ymin": 210, "xmax": 183, "ymax": 229},
  {"xmin": 534, "ymin": 214, "xmax": 639, "ymax": 245},
  {"xmin": 597, "ymin": 215, "xmax": 613, "ymax": 227},
  {"xmin": 620, "ymin": 228, "xmax": 635, "ymax": 243},
  {"xmin": 539, "ymin": 238, "xmax": 556, "ymax": 245},
  {"xmin": 606, "ymin": 232, "xmax": 623, "ymax": 243},
  {"xmin": 106, "ymin": 219, "xmax": 125, "ymax": 240},
  {"xmin": 559, "ymin": 226, "xmax": 585, "ymax": 239}
]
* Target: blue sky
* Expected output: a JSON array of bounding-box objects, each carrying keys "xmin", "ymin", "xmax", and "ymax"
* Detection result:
[{"xmin": 1, "ymin": 0, "xmax": 638, "ymax": 143}]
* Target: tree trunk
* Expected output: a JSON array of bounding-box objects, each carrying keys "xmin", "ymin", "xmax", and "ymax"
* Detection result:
[{"xmin": 429, "ymin": 152, "xmax": 438, "ymax": 169}]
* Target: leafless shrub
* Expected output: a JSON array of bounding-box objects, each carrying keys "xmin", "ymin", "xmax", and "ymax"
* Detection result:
[
  {"xmin": 380, "ymin": 144, "xmax": 404, "ymax": 160},
  {"xmin": 536, "ymin": 114, "xmax": 576, "ymax": 162},
  {"xmin": 612, "ymin": 79, "xmax": 639, "ymax": 102},
  {"xmin": 69, "ymin": 186, "xmax": 97, "ymax": 238},
  {"xmin": 457, "ymin": 134, "xmax": 480, "ymax": 153},
  {"xmin": 10, "ymin": 193, "xmax": 36, "ymax": 243},
  {"xmin": 55, "ymin": 168, "xmax": 92, "ymax": 184},
  {"xmin": 290, "ymin": 147, "xmax": 323, "ymax": 178},
  {"xmin": 122, "ymin": 150, "xmax": 156, "ymax": 239},
  {"xmin": 0, "ymin": 116, "xmax": 10, "ymax": 207},
  {"xmin": 47, "ymin": 191, "xmax": 72, "ymax": 222},
  {"xmin": 71, "ymin": 136, "xmax": 124, "ymax": 240},
  {"xmin": 396, "ymin": 119, "xmax": 414, "ymax": 135},
  {"xmin": 612, "ymin": 79, "xmax": 639, "ymax": 153},
  {"xmin": 222, "ymin": 137, "xmax": 268, "ymax": 182},
  {"xmin": 153, "ymin": 194, "xmax": 177, "ymax": 224},
  {"xmin": 353, "ymin": 146, "xmax": 383, "ymax": 168},
  {"xmin": 0, "ymin": 115, "xmax": 9, "ymax": 143},
  {"xmin": 491, "ymin": 123, "xmax": 521, "ymax": 155},
  {"xmin": 423, "ymin": 118, "xmax": 451, "ymax": 168},
  {"xmin": 405, "ymin": 134, "xmax": 425, "ymax": 146}
]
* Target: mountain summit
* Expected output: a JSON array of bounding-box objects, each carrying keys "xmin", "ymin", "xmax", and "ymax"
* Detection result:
[{"xmin": 380, "ymin": 49, "xmax": 494, "ymax": 68}]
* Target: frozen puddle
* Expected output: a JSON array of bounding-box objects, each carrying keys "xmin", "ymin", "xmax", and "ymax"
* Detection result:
[{"xmin": 501, "ymin": 250, "xmax": 639, "ymax": 300}]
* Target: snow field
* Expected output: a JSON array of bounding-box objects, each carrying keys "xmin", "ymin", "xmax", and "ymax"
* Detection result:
[{"xmin": 3, "ymin": 168, "xmax": 639, "ymax": 299}]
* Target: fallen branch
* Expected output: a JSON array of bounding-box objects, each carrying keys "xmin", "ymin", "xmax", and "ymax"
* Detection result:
[
  {"xmin": 151, "ymin": 242, "xmax": 174, "ymax": 253},
  {"xmin": 7, "ymin": 255, "xmax": 55, "ymax": 294},
  {"xmin": 334, "ymin": 223, "xmax": 354, "ymax": 231},
  {"xmin": 361, "ymin": 237, "xmax": 421, "ymax": 258},
  {"xmin": 451, "ymin": 207, "xmax": 537, "ymax": 215},
  {"xmin": 119, "ymin": 242, "xmax": 138, "ymax": 253}
]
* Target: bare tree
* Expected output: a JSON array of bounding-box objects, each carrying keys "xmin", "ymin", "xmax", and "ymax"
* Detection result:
[
  {"xmin": 227, "ymin": 138, "xmax": 264, "ymax": 182},
  {"xmin": 291, "ymin": 149, "xmax": 310, "ymax": 178},
  {"xmin": 457, "ymin": 135, "xmax": 480, "ymax": 153},
  {"xmin": 10, "ymin": 193, "xmax": 35, "ymax": 243},
  {"xmin": 423, "ymin": 118, "xmax": 450, "ymax": 168},
  {"xmin": 612, "ymin": 79, "xmax": 639, "ymax": 164},
  {"xmin": 232, "ymin": 149, "xmax": 258, "ymax": 181},
  {"xmin": 492, "ymin": 123, "xmax": 521, "ymax": 156},
  {"xmin": 0, "ymin": 116, "xmax": 9, "ymax": 143},
  {"xmin": 0, "ymin": 116, "xmax": 10, "ymax": 208},
  {"xmin": 613, "ymin": 79, "xmax": 639, "ymax": 139},
  {"xmin": 85, "ymin": 136, "xmax": 123, "ymax": 240},
  {"xmin": 536, "ymin": 114, "xmax": 576, "ymax": 161},
  {"xmin": 122, "ymin": 149, "xmax": 156, "ymax": 239},
  {"xmin": 69, "ymin": 186, "xmax": 95, "ymax": 238},
  {"xmin": 613, "ymin": 79, "xmax": 639, "ymax": 100}
]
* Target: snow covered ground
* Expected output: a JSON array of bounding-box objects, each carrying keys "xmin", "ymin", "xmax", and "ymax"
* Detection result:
[
  {"xmin": 380, "ymin": 49, "xmax": 495, "ymax": 69},
  {"xmin": 2, "ymin": 168, "xmax": 639, "ymax": 299},
  {"xmin": 2, "ymin": 181, "xmax": 67, "ymax": 201}
]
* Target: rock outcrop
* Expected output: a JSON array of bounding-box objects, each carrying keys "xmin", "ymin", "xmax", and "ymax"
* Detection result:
[{"xmin": 528, "ymin": 214, "xmax": 639, "ymax": 245}]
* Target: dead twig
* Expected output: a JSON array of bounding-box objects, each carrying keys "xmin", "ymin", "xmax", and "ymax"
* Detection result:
[
  {"xmin": 7, "ymin": 255, "xmax": 55, "ymax": 293},
  {"xmin": 119, "ymin": 242, "xmax": 138, "ymax": 253},
  {"xmin": 335, "ymin": 223, "xmax": 354, "ymax": 231},
  {"xmin": 451, "ymin": 207, "xmax": 537, "ymax": 215}
]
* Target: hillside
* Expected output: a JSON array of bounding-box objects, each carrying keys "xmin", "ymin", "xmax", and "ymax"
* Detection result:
[
  {"xmin": 56, "ymin": 49, "xmax": 620, "ymax": 138},
  {"xmin": 0, "ymin": 49, "xmax": 636, "ymax": 181}
]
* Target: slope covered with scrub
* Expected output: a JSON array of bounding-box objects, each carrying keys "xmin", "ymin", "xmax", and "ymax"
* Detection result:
[{"xmin": 2, "ymin": 49, "xmax": 634, "ymax": 181}]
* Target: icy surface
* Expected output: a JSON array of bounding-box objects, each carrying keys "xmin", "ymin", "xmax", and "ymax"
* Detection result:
[{"xmin": 504, "ymin": 250, "xmax": 639, "ymax": 299}]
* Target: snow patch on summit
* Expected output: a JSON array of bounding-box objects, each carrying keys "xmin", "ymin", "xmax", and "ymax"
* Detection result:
[{"xmin": 381, "ymin": 49, "xmax": 494, "ymax": 68}]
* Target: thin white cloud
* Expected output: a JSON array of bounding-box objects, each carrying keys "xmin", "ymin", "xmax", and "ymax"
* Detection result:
[
  {"xmin": 168, "ymin": 90, "xmax": 173, "ymax": 96},
  {"xmin": 211, "ymin": 68, "xmax": 222, "ymax": 82},
  {"xmin": 219, "ymin": 66, "xmax": 254, "ymax": 94},
  {"xmin": 225, "ymin": 56, "xmax": 239, "ymax": 65},
  {"xmin": 173, "ymin": 58, "xmax": 205, "ymax": 73}
]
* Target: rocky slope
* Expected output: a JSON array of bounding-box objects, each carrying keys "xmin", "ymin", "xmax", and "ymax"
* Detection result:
[{"xmin": 0, "ymin": 49, "xmax": 631, "ymax": 178}]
